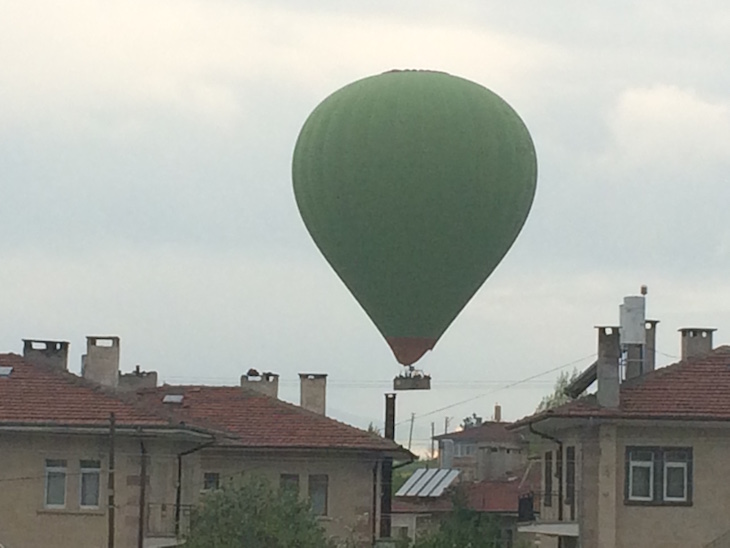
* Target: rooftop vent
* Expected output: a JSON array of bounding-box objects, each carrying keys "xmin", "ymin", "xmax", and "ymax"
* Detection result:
[
  {"xmin": 0, "ymin": 366, "xmax": 13, "ymax": 377},
  {"xmin": 162, "ymin": 394, "xmax": 184, "ymax": 404}
]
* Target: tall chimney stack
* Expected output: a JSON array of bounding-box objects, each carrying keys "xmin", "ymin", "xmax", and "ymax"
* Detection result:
[
  {"xmin": 679, "ymin": 328, "xmax": 715, "ymax": 360},
  {"xmin": 241, "ymin": 371, "xmax": 279, "ymax": 398},
  {"xmin": 82, "ymin": 336, "xmax": 120, "ymax": 388},
  {"xmin": 494, "ymin": 403, "xmax": 502, "ymax": 423},
  {"xmin": 596, "ymin": 326, "xmax": 620, "ymax": 408},
  {"xmin": 22, "ymin": 339, "xmax": 69, "ymax": 370},
  {"xmin": 299, "ymin": 373, "xmax": 327, "ymax": 415}
]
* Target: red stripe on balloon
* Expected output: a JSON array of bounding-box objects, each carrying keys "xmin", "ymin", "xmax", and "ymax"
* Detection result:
[{"xmin": 386, "ymin": 337, "xmax": 437, "ymax": 366}]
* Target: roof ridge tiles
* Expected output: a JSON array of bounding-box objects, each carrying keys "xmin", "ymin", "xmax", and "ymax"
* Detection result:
[{"xmin": 511, "ymin": 346, "xmax": 730, "ymax": 429}]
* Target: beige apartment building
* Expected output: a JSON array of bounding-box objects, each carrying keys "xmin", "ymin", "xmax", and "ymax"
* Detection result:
[
  {"xmin": 0, "ymin": 338, "xmax": 410, "ymax": 548},
  {"xmin": 511, "ymin": 320, "xmax": 730, "ymax": 548}
]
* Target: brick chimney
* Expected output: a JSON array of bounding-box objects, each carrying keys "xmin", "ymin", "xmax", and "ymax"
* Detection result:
[
  {"xmin": 241, "ymin": 371, "xmax": 279, "ymax": 398},
  {"xmin": 679, "ymin": 328, "xmax": 715, "ymax": 360},
  {"xmin": 82, "ymin": 336, "xmax": 120, "ymax": 388},
  {"xmin": 118, "ymin": 365, "xmax": 158, "ymax": 392},
  {"xmin": 596, "ymin": 326, "xmax": 620, "ymax": 408},
  {"xmin": 22, "ymin": 339, "xmax": 69, "ymax": 370},
  {"xmin": 299, "ymin": 373, "xmax": 327, "ymax": 415}
]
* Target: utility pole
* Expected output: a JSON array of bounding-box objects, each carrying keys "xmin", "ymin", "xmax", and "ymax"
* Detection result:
[
  {"xmin": 108, "ymin": 412, "xmax": 116, "ymax": 548},
  {"xmin": 444, "ymin": 416, "xmax": 451, "ymax": 434},
  {"xmin": 407, "ymin": 413, "xmax": 415, "ymax": 451}
]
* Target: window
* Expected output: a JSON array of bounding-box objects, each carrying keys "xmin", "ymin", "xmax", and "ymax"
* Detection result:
[
  {"xmin": 203, "ymin": 472, "xmax": 220, "ymax": 491},
  {"xmin": 664, "ymin": 450, "xmax": 690, "ymax": 502},
  {"xmin": 628, "ymin": 450, "xmax": 654, "ymax": 501},
  {"xmin": 308, "ymin": 474, "xmax": 328, "ymax": 516},
  {"xmin": 566, "ymin": 446, "xmax": 576, "ymax": 520},
  {"xmin": 80, "ymin": 460, "xmax": 101, "ymax": 508},
  {"xmin": 280, "ymin": 474, "xmax": 300, "ymax": 495},
  {"xmin": 544, "ymin": 451, "xmax": 553, "ymax": 507},
  {"xmin": 625, "ymin": 447, "xmax": 692, "ymax": 505},
  {"xmin": 454, "ymin": 443, "xmax": 477, "ymax": 457},
  {"xmin": 45, "ymin": 459, "xmax": 67, "ymax": 508}
]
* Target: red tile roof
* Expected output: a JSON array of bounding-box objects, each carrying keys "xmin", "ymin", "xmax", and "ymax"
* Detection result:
[
  {"xmin": 393, "ymin": 465, "xmax": 538, "ymax": 515},
  {"xmin": 134, "ymin": 385, "xmax": 408, "ymax": 454},
  {"xmin": 511, "ymin": 346, "xmax": 730, "ymax": 428},
  {"xmin": 433, "ymin": 421, "xmax": 524, "ymax": 445},
  {"xmin": 0, "ymin": 353, "xmax": 411, "ymax": 455},
  {"xmin": 0, "ymin": 353, "xmax": 170, "ymax": 427},
  {"xmin": 465, "ymin": 478, "xmax": 533, "ymax": 513}
]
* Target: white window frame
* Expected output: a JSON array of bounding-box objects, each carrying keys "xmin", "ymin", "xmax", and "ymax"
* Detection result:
[
  {"xmin": 44, "ymin": 459, "xmax": 68, "ymax": 509},
  {"xmin": 79, "ymin": 460, "xmax": 101, "ymax": 509},
  {"xmin": 628, "ymin": 457, "xmax": 654, "ymax": 502},
  {"xmin": 663, "ymin": 461, "xmax": 688, "ymax": 502}
]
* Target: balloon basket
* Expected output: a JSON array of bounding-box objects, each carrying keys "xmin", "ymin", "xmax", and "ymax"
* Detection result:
[{"xmin": 393, "ymin": 368, "xmax": 431, "ymax": 391}]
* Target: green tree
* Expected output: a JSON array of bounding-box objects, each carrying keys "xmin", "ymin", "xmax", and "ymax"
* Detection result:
[
  {"xmin": 412, "ymin": 490, "xmax": 503, "ymax": 547},
  {"xmin": 460, "ymin": 413, "xmax": 483, "ymax": 430},
  {"xmin": 184, "ymin": 477, "xmax": 335, "ymax": 548},
  {"xmin": 536, "ymin": 368, "xmax": 581, "ymax": 412},
  {"xmin": 367, "ymin": 422, "xmax": 382, "ymax": 436}
]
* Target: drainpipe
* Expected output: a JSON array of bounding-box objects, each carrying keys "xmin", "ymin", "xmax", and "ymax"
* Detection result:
[
  {"xmin": 529, "ymin": 423, "xmax": 563, "ymax": 521},
  {"xmin": 175, "ymin": 440, "xmax": 215, "ymax": 537},
  {"xmin": 371, "ymin": 462, "xmax": 378, "ymax": 546},
  {"xmin": 137, "ymin": 441, "xmax": 147, "ymax": 548}
]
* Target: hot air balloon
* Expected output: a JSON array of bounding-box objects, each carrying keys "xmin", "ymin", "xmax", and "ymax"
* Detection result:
[{"xmin": 292, "ymin": 69, "xmax": 537, "ymax": 369}]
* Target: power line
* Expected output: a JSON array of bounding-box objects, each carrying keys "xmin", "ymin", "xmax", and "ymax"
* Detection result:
[{"xmin": 395, "ymin": 352, "xmax": 597, "ymax": 426}]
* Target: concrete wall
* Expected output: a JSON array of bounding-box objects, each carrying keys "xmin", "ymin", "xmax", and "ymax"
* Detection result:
[
  {"xmin": 536, "ymin": 423, "xmax": 730, "ymax": 548},
  {"xmin": 0, "ymin": 431, "xmax": 186, "ymax": 548},
  {"xmin": 193, "ymin": 449, "xmax": 377, "ymax": 547},
  {"xmin": 615, "ymin": 425, "xmax": 730, "ymax": 548},
  {"xmin": 0, "ymin": 431, "xmax": 383, "ymax": 548}
]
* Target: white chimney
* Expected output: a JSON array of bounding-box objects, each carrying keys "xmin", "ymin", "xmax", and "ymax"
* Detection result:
[
  {"xmin": 82, "ymin": 336, "xmax": 120, "ymax": 388},
  {"xmin": 299, "ymin": 373, "xmax": 327, "ymax": 415},
  {"xmin": 241, "ymin": 371, "xmax": 279, "ymax": 398},
  {"xmin": 22, "ymin": 339, "xmax": 69, "ymax": 370},
  {"xmin": 680, "ymin": 328, "xmax": 715, "ymax": 360}
]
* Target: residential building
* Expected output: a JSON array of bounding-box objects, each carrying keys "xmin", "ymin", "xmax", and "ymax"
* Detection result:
[
  {"xmin": 433, "ymin": 406, "xmax": 528, "ymax": 482},
  {"xmin": 0, "ymin": 337, "xmax": 410, "ymax": 548},
  {"xmin": 511, "ymin": 314, "xmax": 730, "ymax": 548},
  {"xmin": 392, "ymin": 468, "xmax": 537, "ymax": 546},
  {"xmin": 392, "ymin": 408, "xmax": 538, "ymax": 546}
]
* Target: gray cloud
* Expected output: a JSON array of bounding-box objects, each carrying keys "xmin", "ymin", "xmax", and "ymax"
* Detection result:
[{"xmin": 2, "ymin": 0, "xmax": 730, "ymax": 452}]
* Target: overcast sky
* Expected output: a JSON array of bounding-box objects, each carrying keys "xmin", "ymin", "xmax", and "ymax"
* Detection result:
[{"xmin": 2, "ymin": 1, "xmax": 730, "ymax": 454}]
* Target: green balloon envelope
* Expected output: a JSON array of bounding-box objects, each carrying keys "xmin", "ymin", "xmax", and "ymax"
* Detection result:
[{"xmin": 292, "ymin": 70, "xmax": 537, "ymax": 366}]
